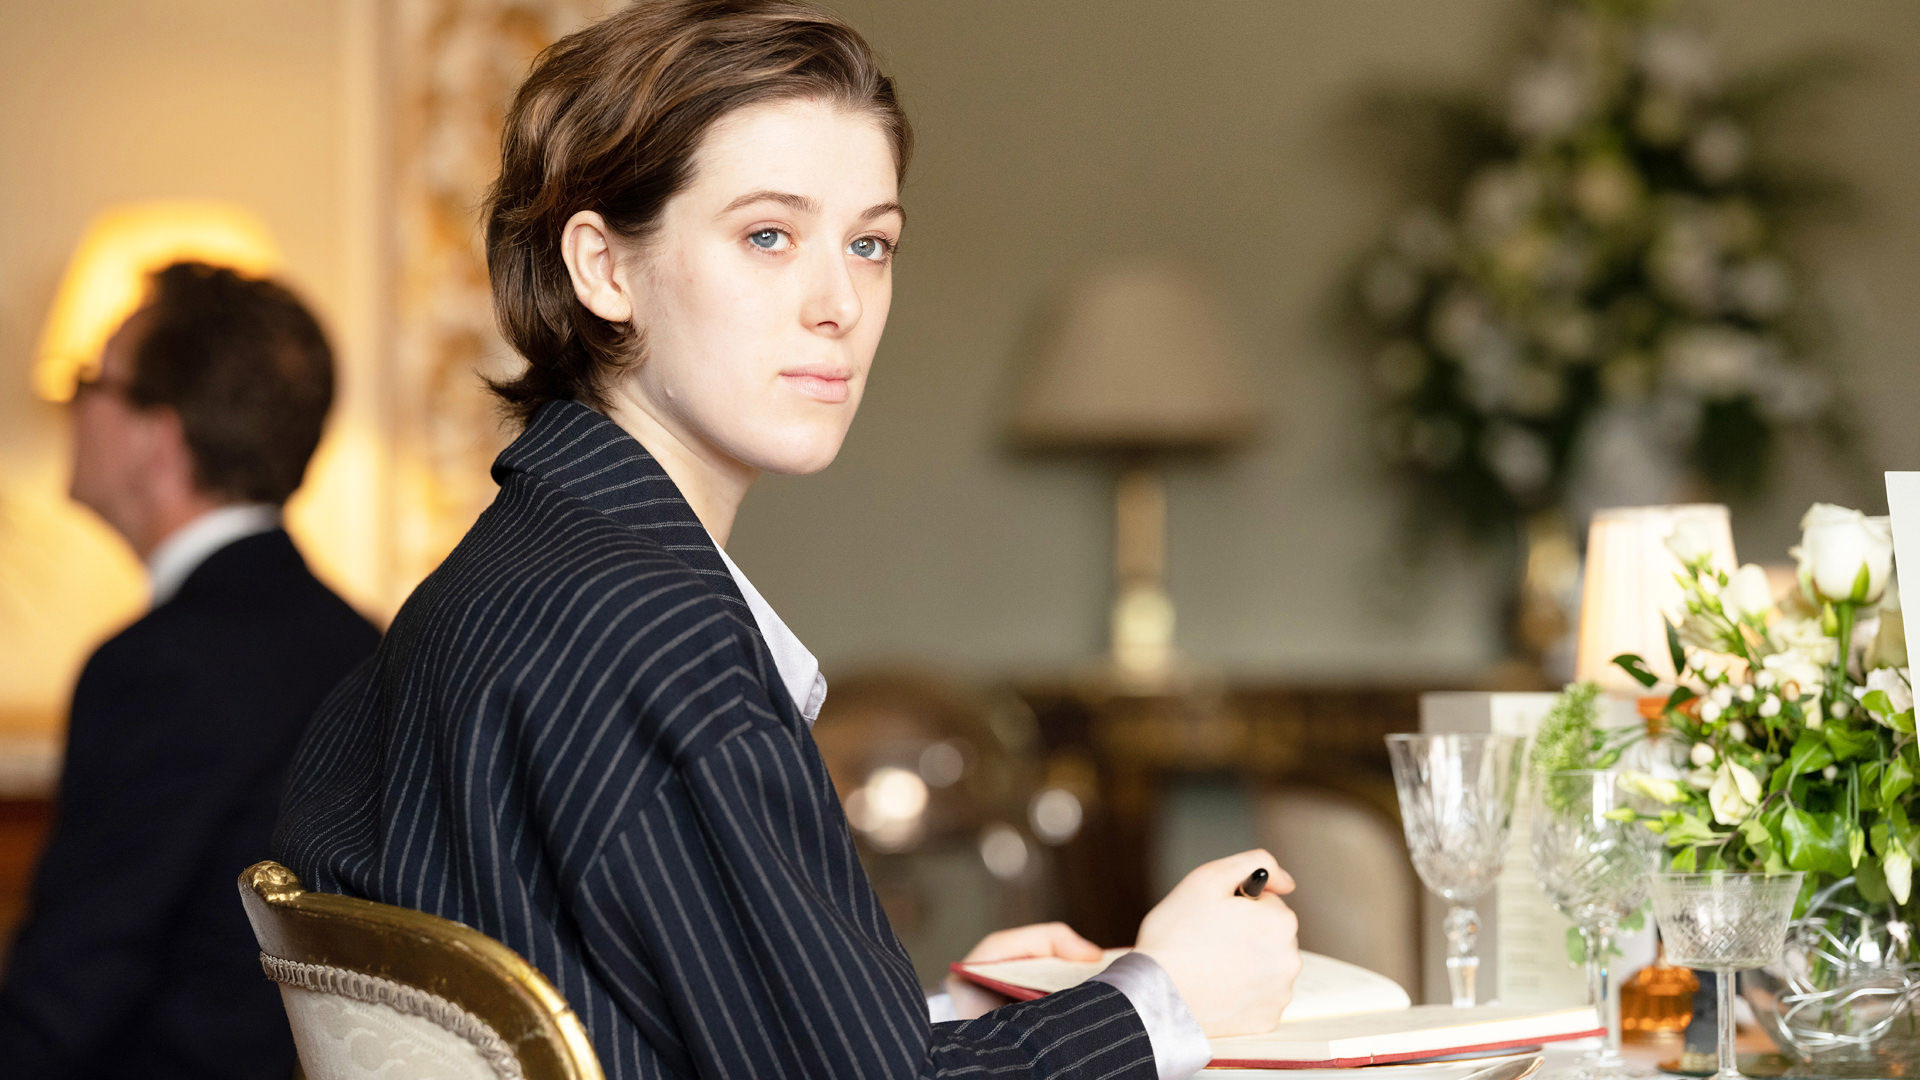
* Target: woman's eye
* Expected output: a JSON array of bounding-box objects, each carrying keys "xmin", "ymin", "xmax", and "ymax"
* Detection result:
[
  {"xmin": 849, "ymin": 236, "xmax": 891, "ymax": 262},
  {"xmin": 748, "ymin": 228, "xmax": 788, "ymax": 251}
]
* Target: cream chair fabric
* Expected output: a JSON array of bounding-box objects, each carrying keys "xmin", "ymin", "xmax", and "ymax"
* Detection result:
[
  {"xmin": 1257, "ymin": 785, "xmax": 1420, "ymax": 993},
  {"xmin": 264, "ymin": 956, "xmax": 516, "ymax": 1080},
  {"xmin": 238, "ymin": 862, "xmax": 603, "ymax": 1080}
]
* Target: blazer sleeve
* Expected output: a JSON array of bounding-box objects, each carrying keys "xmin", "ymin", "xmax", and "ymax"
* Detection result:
[
  {"xmin": 565, "ymin": 696, "xmax": 1158, "ymax": 1079},
  {"xmin": 0, "ymin": 644, "xmax": 240, "ymax": 1069}
]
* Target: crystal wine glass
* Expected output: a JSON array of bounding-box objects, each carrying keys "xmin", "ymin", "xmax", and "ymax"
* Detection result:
[
  {"xmin": 1386, "ymin": 733, "xmax": 1524, "ymax": 1007},
  {"xmin": 1531, "ymin": 770, "xmax": 1660, "ymax": 1078},
  {"xmin": 1650, "ymin": 872, "xmax": 1805, "ymax": 1080}
]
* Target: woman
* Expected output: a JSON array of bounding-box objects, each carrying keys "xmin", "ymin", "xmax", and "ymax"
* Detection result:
[{"xmin": 276, "ymin": 3, "xmax": 1300, "ymax": 1077}]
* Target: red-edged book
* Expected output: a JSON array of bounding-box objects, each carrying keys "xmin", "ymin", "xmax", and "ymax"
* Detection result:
[{"xmin": 950, "ymin": 949, "xmax": 1601, "ymax": 1070}]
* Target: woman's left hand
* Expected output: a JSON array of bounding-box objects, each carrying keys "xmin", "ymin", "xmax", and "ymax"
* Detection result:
[{"xmin": 941, "ymin": 922, "xmax": 1104, "ymax": 1021}]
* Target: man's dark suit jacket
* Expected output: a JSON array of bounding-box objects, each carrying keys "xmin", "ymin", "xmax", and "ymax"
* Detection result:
[
  {"xmin": 275, "ymin": 400, "xmax": 1159, "ymax": 1080},
  {"xmin": 0, "ymin": 528, "xmax": 379, "ymax": 1078}
]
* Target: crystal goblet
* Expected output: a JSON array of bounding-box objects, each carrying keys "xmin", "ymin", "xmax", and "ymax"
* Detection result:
[
  {"xmin": 1531, "ymin": 770, "xmax": 1660, "ymax": 1078},
  {"xmin": 1650, "ymin": 872, "xmax": 1805, "ymax": 1080},
  {"xmin": 1386, "ymin": 733, "xmax": 1524, "ymax": 1007}
]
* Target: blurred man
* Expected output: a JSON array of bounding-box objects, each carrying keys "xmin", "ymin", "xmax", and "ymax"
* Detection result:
[{"xmin": 0, "ymin": 262, "xmax": 379, "ymax": 1077}]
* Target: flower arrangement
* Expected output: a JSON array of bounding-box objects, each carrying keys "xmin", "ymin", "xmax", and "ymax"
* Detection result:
[
  {"xmin": 1616, "ymin": 503, "xmax": 1911, "ymax": 914},
  {"xmin": 1351, "ymin": 0, "xmax": 1850, "ymax": 539}
]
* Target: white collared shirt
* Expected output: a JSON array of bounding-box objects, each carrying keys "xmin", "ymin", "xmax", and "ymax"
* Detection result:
[
  {"xmin": 709, "ymin": 539, "xmax": 829, "ymax": 726},
  {"xmin": 145, "ymin": 503, "xmax": 281, "ymax": 606},
  {"xmin": 708, "ymin": 539, "xmax": 1207, "ymax": 1078}
]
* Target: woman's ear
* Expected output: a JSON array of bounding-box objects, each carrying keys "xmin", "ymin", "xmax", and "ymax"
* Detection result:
[{"xmin": 560, "ymin": 210, "xmax": 636, "ymax": 324}]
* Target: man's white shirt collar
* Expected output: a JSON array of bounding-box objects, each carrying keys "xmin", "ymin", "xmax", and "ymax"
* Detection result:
[
  {"xmin": 146, "ymin": 503, "xmax": 281, "ymax": 606},
  {"xmin": 709, "ymin": 537, "xmax": 828, "ymax": 727}
]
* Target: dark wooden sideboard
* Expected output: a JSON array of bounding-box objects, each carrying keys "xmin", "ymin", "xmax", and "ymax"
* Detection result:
[{"xmin": 1012, "ymin": 679, "xmax": 1428, "ymax": 948}]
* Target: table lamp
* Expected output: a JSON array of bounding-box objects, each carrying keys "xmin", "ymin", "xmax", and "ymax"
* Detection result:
[
  {"xmin": 1577, "ymin": 505, "xmax": 1734, "ymax": 1036},
  {"xmin": 1007, "ymin": 263, "xmax": 1263, "ymax": 689},
  {"xmin": 1575, "ymin": 504, "xmax": 1736, "ymax": 696},
  {"xmin": 34, "ymin": 200, "xmax": 282, "ymax": 402}
]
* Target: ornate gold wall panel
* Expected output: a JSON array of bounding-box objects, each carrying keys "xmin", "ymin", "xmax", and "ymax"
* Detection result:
[{"xmin": 389, "ymin": 0, "xmax": 612, "ymax": 590}]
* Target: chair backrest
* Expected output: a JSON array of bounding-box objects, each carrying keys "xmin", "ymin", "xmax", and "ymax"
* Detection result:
[{"xmin": 238, "ymin": 861, "xmax": 604, "ymax": 1080}]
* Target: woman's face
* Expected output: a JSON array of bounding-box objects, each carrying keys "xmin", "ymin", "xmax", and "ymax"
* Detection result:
[{"xmin": 612, "ymin": 97, "xmax": 902, "ymax": 478}]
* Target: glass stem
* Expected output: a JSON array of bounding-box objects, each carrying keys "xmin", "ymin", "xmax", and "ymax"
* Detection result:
[
  {"xmin": 1584, "ymin": 924, "xmax": 1623, "ymax": 1070},
  {"xmin": 1717, "ymin": 967, "xmax": 1741, "ymax": 1080},
  {"xmin": 1444, "ymin": 904, "xmax": 1479, "ymax": 1008}
]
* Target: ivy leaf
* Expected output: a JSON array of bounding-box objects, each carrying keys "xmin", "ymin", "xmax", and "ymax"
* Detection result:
[
  {"xmin": 1666, "ymin": 621, "xmax": 1688, "ymax": 680},
  {"xmin": 1781, "ymin": 807, "xmax": 1849, "ymax": 877},
  {"xmin": 1862, "ymin": 690, "xmax": 1895, "ymax": 716},
  {"xmin": 1883, "ymin": 758, "xmax": 1914, "ymax": 804},
  {"xmin": 1772, "ymin": 732, "xmax": 1835, "ymax": 788},
  {"xmin": 1613, "ymin": 654, "xmax": 1660, "ymax": 689},
  {"xmin": 1672, "ymin": 846, "xmax": 1699, "ymax": 872},
  {"xmin": 1826, "ymin": 723, "xmax": 1877, "ymax": 762}
]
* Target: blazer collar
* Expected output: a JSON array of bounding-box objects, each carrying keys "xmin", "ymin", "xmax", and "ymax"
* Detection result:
[{"xmin": 492, "ymin": 400, "xmax": 749, "ymax": 613}]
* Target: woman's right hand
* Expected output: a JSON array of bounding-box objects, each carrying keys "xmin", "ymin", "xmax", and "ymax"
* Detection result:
[{"xmin": 1132, "ymin": 849, "xmax": 1303, "ymax": 1037}]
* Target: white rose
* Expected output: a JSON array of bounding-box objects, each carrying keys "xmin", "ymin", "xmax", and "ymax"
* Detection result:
[
  {"xmin": 1709, "ymin": 761, "xmax": 1762, "ymax": 826},
  {"xmin": 1621, "ymin": 771, "xmax": 1684, "ymax": 805},
  {"xmin": 1667, "ymin": 518, "xmax": 1721, "ymax": 566},
  {"xmin": 1721, "ymin": 564, "xmax": 1775, "ymax": 622},
  {"xmin": 1888, "ymin": 847, "xmax": 1914, "ymax": 907},
  {"xmin": 1865, "ymin": 667, "xmax": 1914, "ymax": 720},
  {"xmin": 1794, "ymin": 503, "xmax": 1894, "ymax": 605},
  {"xmin": 1869, "ymin": 574, "xmax": 1908, "ymax": 670}
]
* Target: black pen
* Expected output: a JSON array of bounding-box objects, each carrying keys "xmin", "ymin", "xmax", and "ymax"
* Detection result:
[{"xmin": 1235, "ymin": 867, "xmax": 1269, "ymax": 899}]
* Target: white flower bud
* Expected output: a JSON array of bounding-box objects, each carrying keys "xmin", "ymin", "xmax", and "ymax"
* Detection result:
[
  {"xmin": 1738, "ymin": 685, "xmax": 1756, "ymax": 702},
  {"xmin": 1690, "ymin": 743, "xmax": 1716, "ymax": 767},
  {"xmin": 1729, "ymin": 720, "xmax": 1749, "ymax": 743},
  {"xmin": 1833, "ymin": 700, "xmax": 1852, "ymax": 720},
  {"xmin": 1758, "ymin": 696, "xmax": 1781, "ymax": 718},
  {"xmin": 1823, "ymin": 765, "xmax": 1839, "ymax": 781},
  {"xmin": 1701, "ymin": 701, "xmax": 1723, "ymax": 723}
]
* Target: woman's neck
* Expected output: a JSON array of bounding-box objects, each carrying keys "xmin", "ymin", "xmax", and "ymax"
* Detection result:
[{"xmin": 601, "ymin": 391, "xmax": 757, "ymax": 547}]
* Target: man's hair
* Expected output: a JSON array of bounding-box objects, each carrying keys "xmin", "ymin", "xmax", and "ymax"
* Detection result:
[
  {"xmin": 483, "ymin": 0, "xmax": 912, "ymax": 425},
  {"xmin": 126, "ymin": 261, "xmax": 335, "ymax": 506}
]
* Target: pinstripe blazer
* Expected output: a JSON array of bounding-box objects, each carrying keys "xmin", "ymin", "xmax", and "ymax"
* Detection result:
[{"xmin": 274, "ymin": 400, "xmax": 1158, "ymax": 1079}]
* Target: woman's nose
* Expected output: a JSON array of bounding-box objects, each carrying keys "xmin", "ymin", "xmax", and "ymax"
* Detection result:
[{"xmin": 802, "ymin": 251, "xmax": 863, "ymax": 335}]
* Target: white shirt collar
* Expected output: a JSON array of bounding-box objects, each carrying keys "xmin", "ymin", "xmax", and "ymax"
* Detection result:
[
  {"xmin": 709, "ymin": 536, "xmax": 829, "ymax": 727},
  {"xmin": 146, "ymin": 503, "xmax": 281, "ymax": 606}
]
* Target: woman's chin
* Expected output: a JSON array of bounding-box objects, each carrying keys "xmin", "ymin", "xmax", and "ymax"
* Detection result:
[{"xmin": 744, "ymin": 433, "xmax": 848, "ymax": 477}]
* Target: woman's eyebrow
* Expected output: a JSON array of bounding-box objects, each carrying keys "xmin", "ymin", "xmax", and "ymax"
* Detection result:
[
  {"xmin": 718, "ymin": 190, "xmax": 819, "ymax": 217},
  {"xmin": 861, "ymin": 201, "xmax": 905, "ymax": 226},
  {"xmin": 716, "ymin": 190, "xmax": 905, "ymax": 226}
]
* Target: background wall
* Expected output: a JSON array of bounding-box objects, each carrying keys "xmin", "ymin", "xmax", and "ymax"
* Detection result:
[{"xmin": 4, "ymin": 0, "xmax": 1919, "ymax": 731}]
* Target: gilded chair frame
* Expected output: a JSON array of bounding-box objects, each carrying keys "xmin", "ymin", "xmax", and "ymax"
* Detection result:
[{"xmin": 239, "ymin": 861, "xmax": 604, "ymax": 1080}]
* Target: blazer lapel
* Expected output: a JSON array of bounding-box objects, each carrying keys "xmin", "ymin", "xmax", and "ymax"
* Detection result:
[{"xmin": 493, "ymin": 400, "xmax": 750, "ymax": 615}]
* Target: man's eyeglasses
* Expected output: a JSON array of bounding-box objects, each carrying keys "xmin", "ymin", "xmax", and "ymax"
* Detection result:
[{"xmin": 70, "ymin": 367, "xmax": 136, "ymax": 404}]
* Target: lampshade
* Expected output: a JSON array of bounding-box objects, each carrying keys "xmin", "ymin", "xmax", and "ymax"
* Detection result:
[
  {"xmin": 33, "ymin": 201, "xmax": 282, "ymax": 402},
  {"xmin": 1575, "ymin": 504, "xmax": 1737, "ymax": 693},
  {"xmin": 1008, "ymin": 263, "xmax": 1263, "ymax": 452}
]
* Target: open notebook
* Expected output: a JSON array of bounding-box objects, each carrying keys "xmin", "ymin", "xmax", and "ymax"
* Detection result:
[{"xmin": 951, "ymin": 949, "xmax": 1600, "ymax": 1068}]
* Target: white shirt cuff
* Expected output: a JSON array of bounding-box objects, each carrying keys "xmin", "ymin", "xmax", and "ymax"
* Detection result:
[
  {"xmin": 1088, "ymin": 952, "xmax": 1211, "ymax": 1079},
  {"xmin": 926, "ymin": 990, "xmax": 959, "ymax": 1024}
]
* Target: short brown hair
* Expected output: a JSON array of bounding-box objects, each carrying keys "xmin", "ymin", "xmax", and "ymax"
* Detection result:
[
  {"xmin": 483, "ymin": 0, "xmax": 912, "ymax": 424},
  {"xmin": 126, "ymin": 261, "xmax": 335, "ymax": 505}
]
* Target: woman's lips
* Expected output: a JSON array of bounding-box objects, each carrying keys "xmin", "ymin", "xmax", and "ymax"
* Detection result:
[{"xmin": 780, "ymin": 372, "xmax": 851, "ymax": 403}]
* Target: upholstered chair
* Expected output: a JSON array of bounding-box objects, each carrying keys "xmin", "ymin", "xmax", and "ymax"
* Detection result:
[{"xmin": 238, "ymin": 861, "xmax": 603, "ymax": 1080}]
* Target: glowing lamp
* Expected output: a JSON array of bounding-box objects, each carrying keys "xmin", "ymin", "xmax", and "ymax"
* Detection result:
[{"xmin": 34, "ymin": 201, "xmax": 281, "ymax": 402}]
